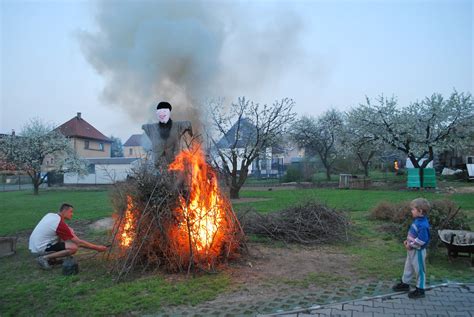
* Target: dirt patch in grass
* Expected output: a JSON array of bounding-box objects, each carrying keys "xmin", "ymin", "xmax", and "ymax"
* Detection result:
[
  {"xmin": 227, "ymin": 243, "xmax": 358, "ymax": 285},
  {"xmin": 161, "ymin": 242, "xmax": 365, "ymax": 313}
]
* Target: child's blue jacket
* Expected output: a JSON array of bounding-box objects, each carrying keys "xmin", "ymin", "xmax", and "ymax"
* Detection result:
[{"xmin": 407, "ymin": 216, "xmax": 430, "ymax": 250}]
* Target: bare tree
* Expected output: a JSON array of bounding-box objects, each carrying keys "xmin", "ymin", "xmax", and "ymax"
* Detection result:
[
  {"xmin": 0, "ymin": 118, "xmax": 87, "ymax": 195},
  {"xmin": 207, "ymin": 97, "xmax": 296, "ymax": 199},
  {"xmin": 351, "ymin": 91, "xmax": 473, "ymax": 186},
  {"xmin": 292, "ymin": 109, "xmax": 344, "ymax": 181}
]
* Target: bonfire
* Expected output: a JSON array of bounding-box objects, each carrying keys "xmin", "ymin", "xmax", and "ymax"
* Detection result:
[{"xmin": 109, "ymin": 143, "xmax": 245, "ymax": 279}]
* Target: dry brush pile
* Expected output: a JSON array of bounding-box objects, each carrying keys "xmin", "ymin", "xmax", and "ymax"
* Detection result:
[
  {"xmin": 108, "ymin": 154, "xmax": 245, "ymax": 280},
  {"xmin": 239, "ymin": 201, "xmax": 351, "ymax": 245}
]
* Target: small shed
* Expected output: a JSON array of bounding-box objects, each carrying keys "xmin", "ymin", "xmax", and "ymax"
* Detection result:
[{"xmin": 339, "ymin": 174, "xmax": 352, "ymax": 189}]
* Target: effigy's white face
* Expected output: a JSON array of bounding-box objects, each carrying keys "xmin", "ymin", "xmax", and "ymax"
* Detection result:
[{"xmin": 156, "ymin": 109, "xmax": 170, "ymax": 123}]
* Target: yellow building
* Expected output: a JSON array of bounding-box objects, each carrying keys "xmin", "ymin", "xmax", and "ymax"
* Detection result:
[
  {"xmin": 55, "ymin": 112, "xmax": 112, "ymax": 158},
  {"xmin": 123, "ymin": 134, "xmax": 147, "ymax": 158}
]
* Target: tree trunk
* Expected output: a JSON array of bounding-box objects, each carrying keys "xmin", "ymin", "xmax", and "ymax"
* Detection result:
[
  {"xmin": 29, "ymin": 172, "xmax": 41, "ymax": 195},
  {"xmin": 363, "ymin": 163, "xmax": 369, "ymax": 177},
  {"xmin": 419, "ymin": 168, "xmax": 424, "ymax": 189},
  {"xmin": 325, "ymin": 168, "xmax": 331, "ymax": 181},
  {"xmin": 33, "ymin": 182, "xmax": 39, "ymax": 195},
  {"xmin": 230, "ymin": 186, "xmax": 240, "ymax": 199},
  {"xmin": 357, "ymin": 151, "xmax": 373, "ymax": 177},
  {"xmin": 319, "ymin": 152, "xmax": 332, "ymax": 181}
]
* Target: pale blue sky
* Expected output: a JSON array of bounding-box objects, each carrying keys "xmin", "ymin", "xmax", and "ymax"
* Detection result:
[{"xmin": 1, "ymin": 0, "xmax": 472, "ymax": 141}]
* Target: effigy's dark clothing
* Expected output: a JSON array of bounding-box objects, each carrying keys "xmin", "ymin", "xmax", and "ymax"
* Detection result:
[
  {"xmin": 158, "ymin": 120, "xmax": 172, "ymax": 140},
  {"xmin": 142, "ymin": 120, "xmax": 192, "ymax": 166}
]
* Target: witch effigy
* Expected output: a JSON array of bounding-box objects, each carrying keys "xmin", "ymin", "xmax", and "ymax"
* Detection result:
[
  {"xmin": 109, "ymin": 101, "xmax": 245, "ymax": 279},
  {"xmin": 142, "ymin": 101, "xmax": 193, "ymax": 167}
]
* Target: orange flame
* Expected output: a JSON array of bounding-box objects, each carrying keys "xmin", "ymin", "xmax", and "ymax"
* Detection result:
[
  {"xmin": 119, "ymin": 196, "xmax": 136, "ymax": 248},
  {"xmin": 113, "ymin": 143, "xmax": 239, "ymax": 270},
  {"xmin": 168, "ymin": 144, "xmax": 228, "ymax": 258}
]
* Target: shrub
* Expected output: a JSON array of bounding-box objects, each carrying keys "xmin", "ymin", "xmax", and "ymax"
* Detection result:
[
  {"xmin": 369, "ymin": 200, "xmax": 410, "ymax": 223},
  {"xmin": 426, "ymin": 200, "xmax": 471, "ymax": 251},
  {"xmin": 370, "ymin": 199, "xmax": 471, "ymax": 251},
  {"xmin": 283, "ymin": 165, "xmax": 303, "ymax": 182}
]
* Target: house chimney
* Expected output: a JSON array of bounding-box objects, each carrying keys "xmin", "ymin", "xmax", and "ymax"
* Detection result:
[
  {"xmin": 11, "ymin": 129, "xmax": 15, "ymax": 136},
  {"xmin": 77, "ymin": 112, "xmax": 82, "ymax": 119}
]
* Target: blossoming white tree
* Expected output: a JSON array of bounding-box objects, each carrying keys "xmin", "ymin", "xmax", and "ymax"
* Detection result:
[
  {"xmin": 0, "ymin": 118, "xmax": 87, "ymax": 195},
  {"xmin": 350, "ymin": 91, "xmax": 473, "ymax": 186}
]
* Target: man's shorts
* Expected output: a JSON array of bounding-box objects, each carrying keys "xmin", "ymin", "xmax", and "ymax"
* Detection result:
[{"xmin": 45, "ymin": 242, "xmax": 66, "ymax": 252}]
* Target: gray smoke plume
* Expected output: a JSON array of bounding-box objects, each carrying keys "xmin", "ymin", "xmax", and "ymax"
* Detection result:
[{"xmin": 79, "ymin": 0, "xmax": 307, "ymax": 134}]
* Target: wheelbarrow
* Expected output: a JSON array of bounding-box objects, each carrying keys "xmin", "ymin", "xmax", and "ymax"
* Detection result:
[{"xmin": 438, "ymin": 230, "xmax": 474, "ymax": 266}]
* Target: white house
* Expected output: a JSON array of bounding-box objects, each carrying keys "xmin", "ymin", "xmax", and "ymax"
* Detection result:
[
  {"xmin": 64, "ymin": 157, "xmax": 140, "ymax": 185},
  {"xmin": 213, "ymin": 118, "xmax": 298, "ymax": 178}
]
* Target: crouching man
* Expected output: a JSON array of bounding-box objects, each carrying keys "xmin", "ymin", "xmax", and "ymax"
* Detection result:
[{"xmin": 29, "ymin": 203, "xmax": 108, "ymax": 270}]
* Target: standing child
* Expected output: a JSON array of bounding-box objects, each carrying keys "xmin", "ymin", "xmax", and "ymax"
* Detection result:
[{"xmin": 392, "ymin": 198, "xmax": 431, "ymax": 299}]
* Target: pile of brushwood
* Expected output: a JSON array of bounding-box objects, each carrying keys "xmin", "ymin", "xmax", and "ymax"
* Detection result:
[
  {"xmin": 239, "ymin": 201, "xmax": 350, "ymax": 244},
  {"xmin": 108, "ymin": 160, "xmax": 245, "ymax": 280}
]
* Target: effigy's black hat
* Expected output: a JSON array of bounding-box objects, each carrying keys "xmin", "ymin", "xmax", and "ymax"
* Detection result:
[{"xmin": 156, "ymin": 101, "xmax": 172, "ymax": 111}]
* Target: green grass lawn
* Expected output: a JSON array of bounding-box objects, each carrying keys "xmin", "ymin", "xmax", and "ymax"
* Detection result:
[
  {"xmin": 1, "ymin": 186, "xmax": 473, "ymax": 315},
  {"xmin": 0, "ymin": 189, "xmax": 113, "ymax": 235}
]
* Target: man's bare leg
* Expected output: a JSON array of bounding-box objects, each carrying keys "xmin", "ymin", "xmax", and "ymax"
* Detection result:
[{"xmin": 43, "ymin": 241, "xmax": 78, "ymax": 260}]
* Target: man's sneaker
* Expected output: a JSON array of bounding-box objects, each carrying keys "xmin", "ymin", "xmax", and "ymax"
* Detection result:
[
  {"xmin": 408, "ymin": 288, "xmax": 425, "ymax": 299},
  {"xmin": 37, "ymin": 256, "xmax": 51, "ymax": 270},
  {"xmin": 392, "ymin": 281, "xmax": 410, "ymax": 292}
]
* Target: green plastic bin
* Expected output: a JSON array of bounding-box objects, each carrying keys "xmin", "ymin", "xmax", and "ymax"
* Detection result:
[
  {"xmin": 422, "ymin": 168, "xmax": 436, "ymax": 188},
  {"xmin": 407, "ymin": 168, "xmax": 436, "ymax": 188},
  {"xmin": 407, "ymin": 168, "xmax": 420, "ymax": 188}
]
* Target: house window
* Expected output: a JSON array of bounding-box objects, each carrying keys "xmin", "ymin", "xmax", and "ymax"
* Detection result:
[
  {"xmin": 99, "ymin": 143, "xmax": 104, "ymax": 151},
  {"xmin": 87, "ymin": 164, "xmax": 95, "ymax": 174},
  {"xmin": 84, "ymin": 140, "xmax": 89, "ymax": 149},
  {"xmin": 129, "ymin": 148, "xmax": 133, "ymax": 155}
]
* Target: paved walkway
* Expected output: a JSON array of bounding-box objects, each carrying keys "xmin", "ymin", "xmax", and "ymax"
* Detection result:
[{"xmin": 265, "ymin": 283, "xmax": 474, "ymax": 317}]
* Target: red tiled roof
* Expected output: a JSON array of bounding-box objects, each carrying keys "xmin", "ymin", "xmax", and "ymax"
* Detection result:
[
  {"xmin": 123, "ymin": 134, "xmax": 143, "ymax": 147},
  {"xmin": 55, "ymin": 113, "xmax": 112, "ymax": 142}
]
